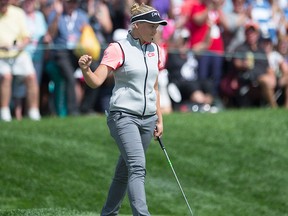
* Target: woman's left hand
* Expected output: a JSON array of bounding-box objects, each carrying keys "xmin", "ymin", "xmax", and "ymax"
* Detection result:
[{"xmin": 154, "ymin": 121, "xmax": 163, "ymax": 140}]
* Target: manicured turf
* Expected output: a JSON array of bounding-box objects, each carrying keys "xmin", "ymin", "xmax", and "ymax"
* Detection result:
[{"xmin": 0, "ymin": 109, "xmax": 287, "ymax": 216}]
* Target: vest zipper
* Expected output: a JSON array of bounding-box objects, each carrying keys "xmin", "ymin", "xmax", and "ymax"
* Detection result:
[{"xmin": 142, "ymin": 45, "xmax": 148, "ymax": 117}]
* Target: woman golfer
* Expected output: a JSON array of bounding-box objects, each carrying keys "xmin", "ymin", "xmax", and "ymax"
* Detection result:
[{"xmin": 78, "ymin": 3, "xmax": 166, "ymax": 215}]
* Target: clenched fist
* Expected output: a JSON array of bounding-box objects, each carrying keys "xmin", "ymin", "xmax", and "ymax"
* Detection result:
[{"xmin": 78, "ymin": 55, "xmax": 93, "ymax": 70}]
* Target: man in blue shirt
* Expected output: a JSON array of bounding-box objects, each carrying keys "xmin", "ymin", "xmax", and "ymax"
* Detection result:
[{"xmin": 47, "ymin": 0, "xmax": 89, "ymax": 115}]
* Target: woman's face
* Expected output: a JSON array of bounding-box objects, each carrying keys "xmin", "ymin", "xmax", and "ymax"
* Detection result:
[{"xmin": 136, "ymin": 22, "xmax": 160, "ymax": 43}]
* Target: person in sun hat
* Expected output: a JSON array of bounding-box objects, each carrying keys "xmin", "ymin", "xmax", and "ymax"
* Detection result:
[{"xmin": 78, "ymin": 2, "xmax": 166, "ymax": 216}]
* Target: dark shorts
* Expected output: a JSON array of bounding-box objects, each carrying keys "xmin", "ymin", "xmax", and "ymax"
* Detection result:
[{"xmin": 178, "ymin": 80, "xmax": 214, "ymax": 100}]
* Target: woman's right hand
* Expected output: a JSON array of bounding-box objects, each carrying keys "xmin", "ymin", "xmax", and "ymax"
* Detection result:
[{"xmin": 78, "ymin": 55, "xmax": 92, "ymax": 71}]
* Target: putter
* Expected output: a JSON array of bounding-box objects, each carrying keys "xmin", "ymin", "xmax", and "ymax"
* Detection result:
[{"xmin": 157, "ymin": 136, "xmax": 194, "ymax": 216}]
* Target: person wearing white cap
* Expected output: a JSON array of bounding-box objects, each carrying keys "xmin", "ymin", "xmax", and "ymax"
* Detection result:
[{"xmin": 78, "ymin": 2, "xmax": 166, "ymax": 216}]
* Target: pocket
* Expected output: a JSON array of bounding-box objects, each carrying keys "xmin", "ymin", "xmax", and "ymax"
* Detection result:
[
  {"xmin": 145, "ymin": 91, "xmax": 157, "ymax": 114},
  {"xmin": 107, "ymin": 112, "xmax": 122, "ymax": 123},
  {"xmin": 111, "ymin": 87, "xmax": 127, "ymax": 105}
]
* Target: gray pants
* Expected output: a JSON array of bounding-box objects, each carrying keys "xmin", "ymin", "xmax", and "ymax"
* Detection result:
[{"xmin": 101, "ymin": 111, "xmax": 158, "ymax": 216}]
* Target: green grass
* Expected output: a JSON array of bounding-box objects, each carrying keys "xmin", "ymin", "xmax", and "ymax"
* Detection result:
[{"xmin": 0, "ymin": 109, "xmax": 288, "ymax": 216}]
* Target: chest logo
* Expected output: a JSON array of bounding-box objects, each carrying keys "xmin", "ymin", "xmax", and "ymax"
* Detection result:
[{"xmin": 147, "ymin": 52, "xmax": 155, "ymax": 57}]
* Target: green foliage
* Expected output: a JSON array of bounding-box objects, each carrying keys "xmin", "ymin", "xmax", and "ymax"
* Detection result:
[{"xmin": 0, "ymin": 109, "xmax": 288, "ymax": 216}]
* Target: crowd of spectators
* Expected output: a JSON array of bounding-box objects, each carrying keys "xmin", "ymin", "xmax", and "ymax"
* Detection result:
[{"xmin": 0, "ymin": 0, "xmax": 287, "ymax": 121}]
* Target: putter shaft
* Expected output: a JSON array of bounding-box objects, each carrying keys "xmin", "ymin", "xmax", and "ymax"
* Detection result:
[{"xmin": 157, "ymin": 137, "xmax": 194, "ymax": 216}]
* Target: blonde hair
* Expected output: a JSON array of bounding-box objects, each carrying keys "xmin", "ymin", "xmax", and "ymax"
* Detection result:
[{"xmin": 130, "ymin": 3, "xmax": 155, "ymax": 17}]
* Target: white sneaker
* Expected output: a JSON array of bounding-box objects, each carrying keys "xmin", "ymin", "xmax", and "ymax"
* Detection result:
[
  {"xmin": 28, "ymin": 108, "xmax": 41, "ymax": 121},
  {"xmin": 0, "ymin": 107, "xmax": 12, "ymax": 122}
]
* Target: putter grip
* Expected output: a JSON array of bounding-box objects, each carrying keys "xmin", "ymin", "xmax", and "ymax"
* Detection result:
[{"xmin": 157, "ymin": 137, "xmax": 165, "ymax": 150}]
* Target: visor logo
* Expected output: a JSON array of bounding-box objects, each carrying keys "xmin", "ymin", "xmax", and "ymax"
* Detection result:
[{"xmin": 151, "ymin": 12, "xmax": 159, "ymax": 17}]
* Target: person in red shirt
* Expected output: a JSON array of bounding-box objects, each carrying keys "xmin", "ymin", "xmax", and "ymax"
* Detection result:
[{"xmin": 178, "ymin": 0, "xmax": 227, "ymax": 104}]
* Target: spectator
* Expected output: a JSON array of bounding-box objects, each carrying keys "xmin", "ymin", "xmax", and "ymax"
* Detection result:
[
  {"xmin": 232, "ymin": 21, "xmax": 276, "ymax": 107},
  {"xmin": 247, "ymin": 0, "xmax": 278, "ymax": 44},
  {"xmin": 222, "ymin": 0, "xmax": 233, "ymax": 14},
  {"xmin": 261, "ymin": 35, "xmax": 288, "ymax": 108},
  {"xmin": 223, "ymin": 0, "xmax": 249, "ymax": 56},
  {"xmin": 220, "ymin": 0, "xmax": 249, "ymax": 106},
  {"xmin": 23, "ymin": 0, "xmax": 50, "ymax": 83},
  {"xmin": 108, "ymin": 0, "xmax": 130, "ymax": 31},
  {"xmin": 166, "ymin": 28, "xmax": 217, "ymax": 112},
  {"xmin": 44, "ymin": 0, "xmax": 66, "ymax": 117},
  {"xmin": 11, "ymin": 0, "xmax": 50, "ymax": 120},
  {"xmin": 152, "ymin": 0, "xmax": 175, "ymax": 19},
  {"xmin": 47, "ymin": 0, "xmax": 90, "ymax": 116},
  {"xmin": 279, "ymin": 0, "xmax": 288, "ymax": 32},
  {"xmin": 79, "ymin": 0, "xmax": 114, "ymax": 114},
  {"xmin": 10, "ymin": 0, "xmax": 21, "ymax": 6},
  {"xmin": 269, "ymin": 0, "xmax": 287, "ymax": 37},
  {"xmin": 0, "ymin": 0, "xmax": 41, "ymax": 122},
  {"xmin": 39, "ymin": 0, "xmax": 56, "ymax": 21},
  {"xmin": 80, "ymin": 0, "xmax": 113, "ymax": 43},
  {"xmin": 177, "ymin": 0, "xmax": 227, "ymax": 102},
  {"xmin": 277, "ymin": 35, "xmax": 288, "ymax": 62},
  {"xmin": 152, "ymin": 0, "xmax": 176, "ymax": 48},
  {"xmin": 153, "ymin": 23, "xmax": 173, "ymax": 114}
]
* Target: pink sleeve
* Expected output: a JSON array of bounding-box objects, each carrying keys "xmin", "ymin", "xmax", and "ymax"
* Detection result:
[
  {"xmin": 158, "ymin": 45, "xmax": 167, "ymax": 70},
  {"xmin": 100, "ymin": 43, "xmax": 124, "ymax": 70}
]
